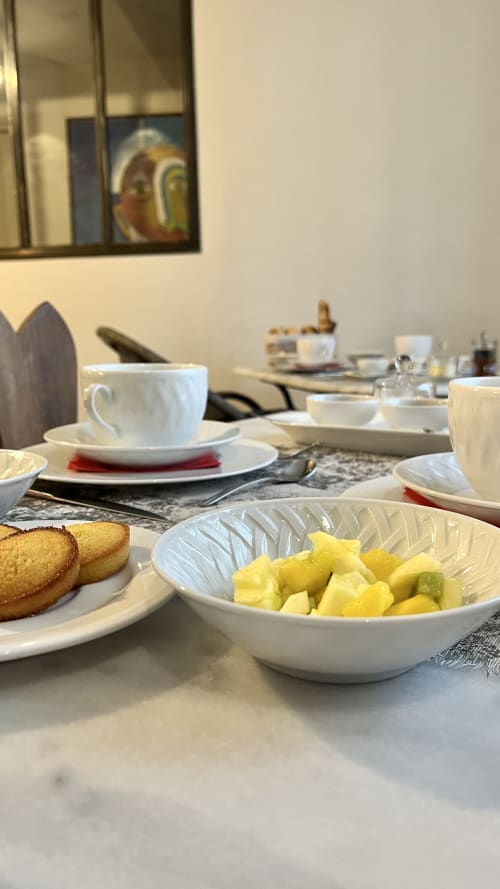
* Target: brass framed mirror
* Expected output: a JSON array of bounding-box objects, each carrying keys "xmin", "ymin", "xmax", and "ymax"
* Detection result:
[{"xmin": 0, "ymin": 0, "xmax": 200, "ymax": 258}]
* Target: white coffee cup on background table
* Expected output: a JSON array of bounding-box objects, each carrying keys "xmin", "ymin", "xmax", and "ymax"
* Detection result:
[
  {"xmin": 394, "ymin": 334, "xmax": 433, "ymax": 371},
  {"xmin": 448, "ymin": 376, "xmax": 500, "ymax": 501},
  {"xmin": 81, "ymin": 363, "xmax": 208, "ymax": 447},
  {"xmin": 297, "ymin": 335, "xmax": 336, "ymax": 366}
]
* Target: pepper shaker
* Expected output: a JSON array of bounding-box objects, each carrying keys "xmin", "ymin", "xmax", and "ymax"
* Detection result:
[{"xmin": 471, "ymin": 331, "xmax": 497, "ymax": 376}]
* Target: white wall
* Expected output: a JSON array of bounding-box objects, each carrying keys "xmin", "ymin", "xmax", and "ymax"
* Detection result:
[{"xmin": 1, "ymin": 0, "xmax": 500, "ymax": 408}]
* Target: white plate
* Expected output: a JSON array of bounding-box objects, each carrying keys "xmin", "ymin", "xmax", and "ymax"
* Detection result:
[
  {"xmin": 25, "ymin": 439, "xmax": 278, "ymax": 486},
  {"xmin": 340, "ymin": 475, "xmax": 407, "ymax": 503},
  {"xmin": 270, "ymin": 411, "xmax": 451, "ymax": 456},
  {"xmin": 44, "ymin": 420, "xmax": 241, "ymax": 467},
  {"xmin": 392, "ymin": 452, "xmax": 500, "ymax": 523},
  {"xmin": 0, "ymin": 522, "xmax": 174, "ymax": 661}
]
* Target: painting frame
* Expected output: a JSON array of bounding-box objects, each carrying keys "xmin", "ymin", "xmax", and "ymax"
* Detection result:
[{"xmin": 66, "ymin": 112, "xmax": 189, "ymax": 247}]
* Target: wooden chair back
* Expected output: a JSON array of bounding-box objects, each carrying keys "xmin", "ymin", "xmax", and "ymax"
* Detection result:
[{"xmin": 0, "ymin": 302, "xmax": 77, "ymax": 449}]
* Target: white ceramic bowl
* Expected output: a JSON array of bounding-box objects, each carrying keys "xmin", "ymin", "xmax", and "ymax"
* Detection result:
[
  {"xmin": 0, "ymin": 450, "xmax": 48, "ymax": 517},
  {"xmin": 356, "ymin": 357, "xmax": 390, "ymax": 375},
  {"xmin": 394, "ymin": 335, "xmax": 433, "ymax": 360},
  {"xmin": 152, "ymin": 497, "xmax": 500, "ymax": 684},
  {"xmin": 380, "ymin": 397, "xmax": 448, "ymax": 431},
  {"xmin": 306, "ymin": 394, "xmax": 379, "ymax": 426}
]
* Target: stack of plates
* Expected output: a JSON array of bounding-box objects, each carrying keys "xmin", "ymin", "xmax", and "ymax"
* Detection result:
[{"xmin": 26, "ymin": 420, "xmax": 278, "ymax": 486}]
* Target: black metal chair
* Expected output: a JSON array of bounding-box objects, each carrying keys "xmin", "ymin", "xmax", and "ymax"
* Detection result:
[{"xmin": 96, "ymin": 326, "xmax": 285, "ymax": 422}]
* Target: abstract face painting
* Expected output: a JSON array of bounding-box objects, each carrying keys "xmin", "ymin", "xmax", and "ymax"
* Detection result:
[
  {"xmin": 68, "ymin": 115, "xmax": 189, "ymax": 245},
  {"xmin": 112, "ymin": 138, "xmax": 188, "ymax": 242}
]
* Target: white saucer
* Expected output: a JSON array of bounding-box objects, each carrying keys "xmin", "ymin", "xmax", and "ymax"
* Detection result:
[
  {"xmin": 340, "ymin": 471, "xmax": 500, "ymax": 525},
  {"xmin": 26, "ymin": 439, "xmax": 278, "ymax": 486},
  {"xmin": 339, "ymin": 475, "xmax": 407, "ymax": 503},
  {"xmin": 393, "ymin": 452, "xmax": 500, "ymax": 523},
  {"xmin": 44, "ymin": 420, "xmax": 241, "ymax": 467},
  {"xmin": 0, "ymin": 521, "xmax": 174, "ymax": 661}
]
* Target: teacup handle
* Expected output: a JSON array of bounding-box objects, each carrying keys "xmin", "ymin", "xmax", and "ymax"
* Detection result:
[{"xmin": 86, "ymin": 383, "xmax": 119, "ymax": 437}]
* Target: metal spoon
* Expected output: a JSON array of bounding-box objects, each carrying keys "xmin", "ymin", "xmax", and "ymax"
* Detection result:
[{"xmin": 199, "ymin": 457, "xmax": 317, "ymax": 507}]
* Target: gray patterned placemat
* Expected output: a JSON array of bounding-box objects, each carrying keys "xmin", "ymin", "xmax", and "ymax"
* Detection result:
[{"xmin": 431, "ymin": 612, "xmax": 500, "ymax": 675}]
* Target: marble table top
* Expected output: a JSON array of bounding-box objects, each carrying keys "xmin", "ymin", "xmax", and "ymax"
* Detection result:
[
  {"xmin": 3, "ymin": 419, "xmax": 499, "ymax": 888},
  {"xmin": 234, "ymin": 364, "xmax": 377, "ymax": 395}
]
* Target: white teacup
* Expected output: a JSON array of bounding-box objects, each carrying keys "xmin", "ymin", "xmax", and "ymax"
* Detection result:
[
  {"xmin": 448, "ymin": 376, "xmax": 500, "ymax": 501},
  {"xmin": 297, "ymin": 335, "xmax": 336, "ymax": 366},
  {"xmin": 81, "ymin": 363, "xmax": 208, "ymax": 448},
  {"xmin": 394, "ymin": 335, "xmax": 433, "ymax": 371}
]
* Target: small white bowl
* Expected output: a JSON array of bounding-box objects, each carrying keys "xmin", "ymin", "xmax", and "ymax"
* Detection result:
[
  {"xmin": 356, "ymin": 357, "xmax": 390, "ymax": 375},
  {"xmin": 380, "ymin": 397, "xmax": 448, "ymax": 431},
  {"xmin": 152, "ymin": 496, "xmax": 500, "ymax": 684},
  {"xmin": 0, "ymin": 450, "xmax": 48, "ymax": 517},
  {"xmin": 306, "ymin": 394, "xmax": 379, "ymax": 427}
]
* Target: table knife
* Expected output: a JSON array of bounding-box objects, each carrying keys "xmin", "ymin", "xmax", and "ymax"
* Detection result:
[{"xmin": 25, "ymin": 488, "xmax": 168, "ymax": 521}]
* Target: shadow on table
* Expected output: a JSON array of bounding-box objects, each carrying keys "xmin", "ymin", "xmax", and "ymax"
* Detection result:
[
  {"xmin": 255, "ymin": 659, "xmax": 500, "ymax": 812},
  {"xmin": 0, "ymin": 599, "xmax": 231, "ymax": 734}
]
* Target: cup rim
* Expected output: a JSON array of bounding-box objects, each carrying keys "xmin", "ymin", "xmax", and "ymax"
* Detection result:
[
  {"xmin": 382, "ymin": 397, "xmax": 447, "ymax": 408},
  {"xmin": 306, "ymin": 393, "xmax": 377, "ymax": 404},
  {"xmin": 81, "ymin": 363, "xmax": 207, "ymax": 374},
  {"xmin": 450, "ymin": 376, "xmax": 500, "ymax": 390}
]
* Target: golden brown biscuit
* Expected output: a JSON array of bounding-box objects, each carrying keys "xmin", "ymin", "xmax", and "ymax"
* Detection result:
[
  {"xmin": 66, "ymin": 521, "xmax": 130, "ymax": 585},
  {"xmin": 0, "ymin": 527, "xmax": 80, "ymax": 620},
  {"xmin": 0, "ymin": 524, "xmax": 20, "ymax": 541}
]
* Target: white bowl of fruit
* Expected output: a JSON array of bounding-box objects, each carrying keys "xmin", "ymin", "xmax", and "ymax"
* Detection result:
[{"xmin": 152, "ymin": 497, "xmax": 500, "ymax": 683}]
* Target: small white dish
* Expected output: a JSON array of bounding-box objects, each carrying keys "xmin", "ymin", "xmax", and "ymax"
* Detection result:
[
  {"xmin": 306, "ymin": 394, "xmax": 379, "ymax": 427},
  {"xmin": 393, "ymin": 452, "xmax": 500, "ymax": 523},
  {"xmin": 152, "ymin": 496, "xmax": 500, "ymax": 684},
  {"xmin": 269, "ymin": 411, "xmax": 451, "ymax": 457},
  {"xmin": 44, "ymin": 420, "xmax": 241, "ymax": 467},
  {"xmin": 356, "ymin": 357, "xmax": 390, "ymax": 375},
  {"xmin": 0, "ymin": 449, "xmax": 47, "ymax": 517},
  {"xmin": 26, "ymin": 440, "xmax": 278, "ymax": 486},
  {"xmin": 380, "ymin": 398, "xmax": 448, "ymax": 431},
  {"xmin": 0, "ymin": 522, "xmax": 174, "ymax": 662}
]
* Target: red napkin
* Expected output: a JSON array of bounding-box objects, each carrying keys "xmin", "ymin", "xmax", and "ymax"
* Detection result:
[
  {"xmin": 403, "ymin": 486, "xmax": 500, "ymax": 528},
  {"xmin": 67, "ymin": 452, "xmax": 221, "ymax": 473},
  {"xmin": 402, "ymin": 487, "xmax": 446, "ymax": 510}
]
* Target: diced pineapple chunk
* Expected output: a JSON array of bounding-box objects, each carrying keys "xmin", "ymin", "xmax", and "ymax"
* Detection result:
[
  {"xmin": 278, "ymin": 550, "xmax": 334, "ymax": 595},
  {"xmin": 280, "ymin": 591, "xmax": 310, "ymax": 615},
  {"xmin": 317, "ymin": 571, "xmax": 368, "ymax": 616},
  {"xmin": 386, "ymin": 594, "xmax": 440, "ymax": 616},
  {"xmin": 270, "ymin": 557, "xmax": 286, "ymax": 582},
  {"xmin": 330, "ymin": 552, "xmax": 377, "ymax": 583},
  {"xmin": 341, "ymin": 582, "xmax": 394, "ymax": 617},
  {"xmin": 360, "ymin": 548, "xmax": 404, "ymax": 582},
  {"xmin": 308, "ymin": 531, "xmax": 361, "ymax": 557},
  {"xmin": 233, "ymin": 554, "xmax": 281, "ymax": 610},
  {"xmin": 439, "ymin": 577, "xmax": 463, "ymax": 610},
  {"xmin": 388, "ymin": 553, "xmax": 442, "ymax": 602}
]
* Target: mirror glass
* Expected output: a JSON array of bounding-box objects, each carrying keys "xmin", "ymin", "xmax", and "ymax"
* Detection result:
[
  {"xmin": 16, "ymin": 0, "xmax": 98, "ymax": 247},
  {"xmin": 102, "ymin": 0, "xmax": 189, "ymax": 244},
  {"xmin": 0, "ymin": 4, "xmax": 21, "ymax": 247},
  {"xmin": 0, "ymin": 0, "xmax": 198, "ymax": 256}
]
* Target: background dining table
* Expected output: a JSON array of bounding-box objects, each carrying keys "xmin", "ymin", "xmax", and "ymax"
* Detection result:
[
  {"xmin": 233, "ymin": 365, "xmax": 451, "ymax": 411},
  {"xmin": 2, "ymin": 417, "xmax": 499, "ymax": 888}
]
